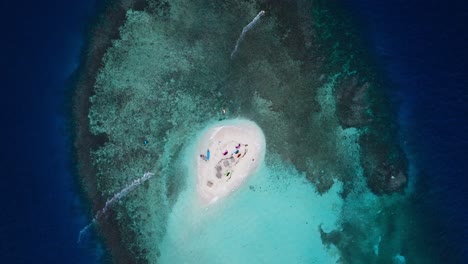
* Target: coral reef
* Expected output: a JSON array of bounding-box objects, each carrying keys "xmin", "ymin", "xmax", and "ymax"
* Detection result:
[
  {"xmin": 359, "ymin": 132, "xmax": 408, "ymax": 194},
  {"xmin": 73, "ymin": 0, "xmax": 409, "ymax": 262},
  {"xmin": 335, "ymin": 77, "xmax": 372, "ymax": 128},
  {"xmin": 312, "ymin": 0, "xmax": 408, "ymax": 194},
  {"xmin": 71, "ymin": 0, "xmax": 149, "ymax": 261}
]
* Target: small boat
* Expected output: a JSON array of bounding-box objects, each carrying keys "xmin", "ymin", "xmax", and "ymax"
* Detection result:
[
  {"xmin": 206, "ymin": 149, "xmax": 211, "ymax": 160},
  {"xmin": 223, "ymin": 150, "xmax": 228, "ymax": 156}
]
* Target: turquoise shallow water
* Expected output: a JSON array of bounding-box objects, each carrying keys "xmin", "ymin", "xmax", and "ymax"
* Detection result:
[{"xmin": 158, "ymin": 127, "xmax": 343, "ymax": 264}]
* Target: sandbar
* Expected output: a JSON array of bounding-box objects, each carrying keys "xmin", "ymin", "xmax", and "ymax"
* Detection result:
[{"xmin": 196, "ymin": 119, "xmax": 266, "ymax": 204}]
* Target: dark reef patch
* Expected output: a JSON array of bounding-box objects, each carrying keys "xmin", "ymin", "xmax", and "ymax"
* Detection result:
[
  {"xmin": 335, "ymin": 76, "xmax": 372, "ymax": 128},
  {"xmin": 319, "ymin": 223, "xmax": 370, "ymax": 263},
  {"xmin": 313, "ymin": 0, "xmax": 408, "ymax": 195},
  {"xmin": 359, "ymin": 132, "xmax": 408, "ymax": 194},
  {"xmin": 318, "ymin": 224, "xmax": 342, "ymax": 246}
]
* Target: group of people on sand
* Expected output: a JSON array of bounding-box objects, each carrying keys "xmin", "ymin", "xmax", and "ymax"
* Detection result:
[
  {"xmin": 204, "ymin": 142, "xmax": 250, "ymax": 182},
  {"xmin": 199, "ymin": 142, "xmax": 248, "ymax": 162},
  {"xmin": 200, "ymin": 142, "xmax": 250, "ymax": 187}
]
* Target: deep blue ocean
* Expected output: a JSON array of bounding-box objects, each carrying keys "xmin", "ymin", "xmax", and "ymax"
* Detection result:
[
  {"xmin": 1, "ymin": 0, "xmax": 102, "ymax": 262},
  {"xmin": 344, "ymin": 0, "xmax": 467, "ymax": 261},
  {"xmin": 1, "ymin": 0, "xmax": 466, "ymax": 263}
]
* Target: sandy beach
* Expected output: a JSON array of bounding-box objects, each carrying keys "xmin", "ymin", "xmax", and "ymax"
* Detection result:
[{"xmin": 196, "ymin": 119, "xmax": 266, "ymax": 204}]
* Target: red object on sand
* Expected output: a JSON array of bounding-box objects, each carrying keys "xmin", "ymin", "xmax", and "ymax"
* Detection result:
[{"xmin": 236, "ymin": 153, "xmax": 241, "ymax": 158}]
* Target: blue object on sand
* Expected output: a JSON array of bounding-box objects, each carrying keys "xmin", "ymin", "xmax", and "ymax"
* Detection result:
[
  {"xmin": 206, "ymin": 149, "xmax": 210, "ymax": 160},
  {"xmin": 234, "ymin": 149, "xmax": 239, "ymax": 154}
]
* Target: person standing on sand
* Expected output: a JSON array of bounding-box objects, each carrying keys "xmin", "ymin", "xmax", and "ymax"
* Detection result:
[
  {"xmin": 200, "ymin": 154, "xmax": 207, "ymax": 161},
  {"xmin": 200, "ymin": 149, "xmax": 210, "ymax": 161}
]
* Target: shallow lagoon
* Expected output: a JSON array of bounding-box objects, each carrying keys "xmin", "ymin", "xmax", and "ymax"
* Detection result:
[{"xmin": 159, "ymin": 134, "xmax": 343, "ymax": 264}]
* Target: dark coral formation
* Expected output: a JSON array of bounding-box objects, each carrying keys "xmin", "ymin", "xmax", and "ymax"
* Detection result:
[
  {"xmin": 359, "ymin": 131, "xmax": 408, "ymax": 194},
  {"xmin": 335, "ymin": 74, "xmax": 409, "ymax": 194},
  {"xmin": 334, "ymin": 72, "xmax": 409, "ymax": 194},
  {"xmin": 319, "ymin": 225, "xmax": 343, "ymax": 246},
  {"xmin": 313, "ymin": 0, "xmax": 409, "ymax": 195},
  {"xmin": 375, "ymin": 162, "xmax": 408, "ymax": 193},
  {"xmin": 336, "ymin": 77, "xmax": 372, "ymax": 128},
  {"xmin": 319, "ymin": 223, "xmax": 370, "ymax": 263}
]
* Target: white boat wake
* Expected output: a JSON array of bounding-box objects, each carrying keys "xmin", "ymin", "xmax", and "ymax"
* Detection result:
[{"xmin": 77, "ymin": 172, "xmax": 155, "ymax": 243}]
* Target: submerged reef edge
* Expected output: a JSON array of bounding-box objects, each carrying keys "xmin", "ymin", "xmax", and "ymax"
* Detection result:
[{"xmin": 71, "ymin": 0, "xmax": 149, "ymax": 262}]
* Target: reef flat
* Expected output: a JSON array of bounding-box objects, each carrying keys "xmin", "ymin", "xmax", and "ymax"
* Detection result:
[{"xmin": 73, "ymin": 0, "xmax": 411, "ymax": 263}]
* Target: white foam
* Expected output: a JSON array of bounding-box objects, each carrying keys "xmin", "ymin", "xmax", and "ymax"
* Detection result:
[
  {"xmin": 231, "ymin": 11, "xmax": 265, "ymax": 59},
  {"xmin": 77, "ymin": 172, "xmax": 155, "ymax": 243}
]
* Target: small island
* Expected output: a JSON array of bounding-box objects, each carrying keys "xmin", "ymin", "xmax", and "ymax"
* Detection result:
[{"xmin": 196, "ymin": 119, "xmax": 266, "ymax": 204}]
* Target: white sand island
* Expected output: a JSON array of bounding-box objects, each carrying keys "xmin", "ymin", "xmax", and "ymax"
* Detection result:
[{"xmin": 196, "ymin": 119, "xmax": 266, "ymax": 204}]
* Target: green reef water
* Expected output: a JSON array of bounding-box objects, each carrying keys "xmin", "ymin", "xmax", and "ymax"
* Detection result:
[{"xmin": 73, "ymin": 0, "xmax": 427, "ymax": 263}]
